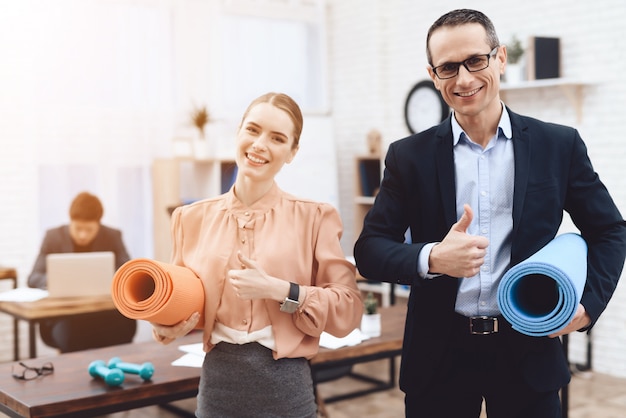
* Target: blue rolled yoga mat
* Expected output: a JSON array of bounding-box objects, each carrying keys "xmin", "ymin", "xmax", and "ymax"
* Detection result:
[{"xmin": 497, "ymin": 233, "xmax": 587, "ymax": 337}]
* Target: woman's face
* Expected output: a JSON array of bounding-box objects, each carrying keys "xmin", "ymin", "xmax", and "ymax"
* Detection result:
[{"xmin": 235, "ymin": 102, "xmax": 299, "ymax": 183}]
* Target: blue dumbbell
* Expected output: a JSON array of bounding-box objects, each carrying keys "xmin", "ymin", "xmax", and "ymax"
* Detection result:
[
  {"xmin": 107, "ymin": 357, "xmax": 155, "ymax": 381},
  {"xmin": 88, "ymin": 360, "xmax": 124, "ymax": 386}
]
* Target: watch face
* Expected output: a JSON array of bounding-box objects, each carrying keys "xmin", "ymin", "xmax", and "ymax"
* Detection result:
[
  {"xmin": 404, "ymin": 80, "xmax": 449, "ymax": 134},
  {"xmin": 280, "ymin": 299, "xmax": 299, "ymax": 314}
]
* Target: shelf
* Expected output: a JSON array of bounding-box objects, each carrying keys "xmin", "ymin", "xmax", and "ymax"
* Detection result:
[
  {"xmin": 500, "ymin": 77, "xmax": 591, "ymax": 90},
  {"xmin": 353, "ymin": 155, "xmax": 382, "ymax": 243},
  {"xmin": 357, "ymin": 281, "xmax": 410, "ymax": 307},
  {"xmin": 500, "ymin": 78, "xmax": 595, "ymax": 122}
]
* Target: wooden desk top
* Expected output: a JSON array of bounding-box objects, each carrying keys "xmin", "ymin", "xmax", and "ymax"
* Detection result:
[
  {"xmin": 0, "ymin": 332, "xmax": 203, "ymax": 418},
  {"xmin": 0, "ymin": 267, "xmax": 17, "ymax": 280},
  {"xmin": 311, "ymin": 303, "xmax": 406, "ymax": 365},
  {"xmin": 0, "ymin": 295, "xmax": 116, "ymax": 322}
]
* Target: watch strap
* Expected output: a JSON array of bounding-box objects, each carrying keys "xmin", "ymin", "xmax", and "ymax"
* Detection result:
[
  {"xmin": 280, "ymin": 282, "xmax": 300, "ymax": 313},
  {"xmin": 287, "ymin": 282, "xmax": 299, "ymax": 302}
]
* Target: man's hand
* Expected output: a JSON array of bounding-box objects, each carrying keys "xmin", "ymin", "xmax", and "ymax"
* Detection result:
[
  {"xmin": 549, "ymin": 304, "xmax": 591, "ymax": 338},
  {"xmin": 428, "ymin": 204, "xmax": 489, "ymax": 278}
]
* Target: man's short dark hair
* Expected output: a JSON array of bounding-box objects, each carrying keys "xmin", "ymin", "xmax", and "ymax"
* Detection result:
[
  {"xmin": 69, "ymin": 192, "xmax": 103, "ymax": 222},
  {"xmin": 426, "ymin": 9, "xmax": 500, "ymax": 66}
]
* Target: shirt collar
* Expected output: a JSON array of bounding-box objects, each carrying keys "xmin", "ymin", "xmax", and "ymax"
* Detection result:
[
  {"xmin": 451, "ymin": 102, "xmax": 512, "ymax": 146},
  {"xmin": 227, "ymin": 181, "xmax": 282, "ymax": 213}
]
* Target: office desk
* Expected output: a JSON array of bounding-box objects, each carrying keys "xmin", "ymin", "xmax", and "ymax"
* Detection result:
[
  {"xmin": 312, "ymin": 303, "xmax": 405, "ymax": 403},
  {"xmin": 0, "ymin": 304, "xmax": 407, "ymax": 418},
  {"xmin": 0, "ymin": 295, "xmax": 118, "ymax": 359}
]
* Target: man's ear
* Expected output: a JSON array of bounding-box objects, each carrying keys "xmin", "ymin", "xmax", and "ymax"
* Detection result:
[
  {"xmin": 427, "ymin": 66, "xmax": 441, "ymax": 91},
  {"xmin": 499, "ymin": 45, "xmax": 508, "ymax": 75}
]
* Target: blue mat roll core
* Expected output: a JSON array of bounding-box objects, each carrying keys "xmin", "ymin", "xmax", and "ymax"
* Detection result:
[{"xmin": 497, "ymin": 233, "xmax": 587, "ymax": 337}]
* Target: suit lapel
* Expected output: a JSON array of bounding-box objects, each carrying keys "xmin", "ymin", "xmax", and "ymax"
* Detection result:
[
  {"xmin": 435, "ymin": 118, "xmax": 457, "ymax": 227},
  {"xmin": 509, "ymin": 109, "xmax": 530, "ymax": 236}
]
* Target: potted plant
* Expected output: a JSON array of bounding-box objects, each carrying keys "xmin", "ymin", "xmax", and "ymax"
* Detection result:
[
  {"xmin": 505, "ymin": 35, "xmax": 525, "ymax": 84},
  {"xmin": 190, "ymin": 105, "xmax": 212, "ymax": 159},
  {"xmin": 191, "ymin": 105, "xmax": 210, "ymax": 139},
  {"xmin": 360, "ymin": 292, "xmax": 381, "ymax": 337}
]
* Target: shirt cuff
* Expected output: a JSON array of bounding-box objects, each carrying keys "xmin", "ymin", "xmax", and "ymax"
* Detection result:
[{"xmin": 417, "ymin": 242, "xmax": 442, "ymax": 279}]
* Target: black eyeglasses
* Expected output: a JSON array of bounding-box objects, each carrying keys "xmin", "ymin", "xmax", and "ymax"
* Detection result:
[
  {"xmin": 432, "ymin": 46, "xmax": 499, "ymax": 80},
  {"xmin": 12, "ymin": 361, "xmax": 54, "ymax": 380}
]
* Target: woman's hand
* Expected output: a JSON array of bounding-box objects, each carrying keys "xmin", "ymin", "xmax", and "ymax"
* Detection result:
[
  {"xmin": 227, "ymin": 252, "xmax": 293, "ymax": 302},
  {"xmin": 151, "ymin": 311, "xmax": 200, "ymax": 345}
]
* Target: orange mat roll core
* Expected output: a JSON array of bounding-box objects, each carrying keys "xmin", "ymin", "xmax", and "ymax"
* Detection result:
[{"xmin": 111, "ymin": 258, "xmax": 205, "ymax": 327}]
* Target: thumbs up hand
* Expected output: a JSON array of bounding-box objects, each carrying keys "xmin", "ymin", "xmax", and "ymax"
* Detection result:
[
  {"xmin": 428, "ymin": 204, "xmax": 489, "ymax": 279},
  {"xmin": 227, "ymin": 252, "xmax": 297, "ymax": 303}
]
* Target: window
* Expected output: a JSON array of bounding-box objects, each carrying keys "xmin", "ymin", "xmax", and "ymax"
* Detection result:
[{"xmin": 217, "ymin": 0, "xmax": 328, "ymax": 114}]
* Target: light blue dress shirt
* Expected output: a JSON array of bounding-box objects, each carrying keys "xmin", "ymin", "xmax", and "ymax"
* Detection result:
[{"xmin": 418, "ymin": 104, "xmax": 514, "ymax": 316}]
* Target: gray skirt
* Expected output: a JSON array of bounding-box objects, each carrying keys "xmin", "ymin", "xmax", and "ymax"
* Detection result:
[{"xmin": 196, "ymin": 342, "xmax": 317, "ymax": 418}]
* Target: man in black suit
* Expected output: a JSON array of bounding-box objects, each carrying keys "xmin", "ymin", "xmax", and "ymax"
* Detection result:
[
  {"xmin": 354, "ymin": 9, "xmax": 626, "ymax": 418},
  {"xmin": 28, "ymin": 191, "xmax": 136, "ymax": 352}
]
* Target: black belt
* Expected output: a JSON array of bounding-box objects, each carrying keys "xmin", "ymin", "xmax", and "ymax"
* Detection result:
[{"xmin": 456, "ymin": 314, "xmax": 502, "ymax": 335}]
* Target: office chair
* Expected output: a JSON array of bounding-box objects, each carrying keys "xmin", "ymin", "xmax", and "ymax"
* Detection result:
[{"xmin": 40, "ymin": 310, "xmax": 137, "ymax": 353}]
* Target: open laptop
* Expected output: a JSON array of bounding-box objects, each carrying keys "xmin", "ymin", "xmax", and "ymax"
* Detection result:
[{"xmin": 46, "ymin": 251, "xmax": 115, "ymax": 298}]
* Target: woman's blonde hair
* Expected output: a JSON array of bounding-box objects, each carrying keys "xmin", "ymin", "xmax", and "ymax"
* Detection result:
[{"xmin": 239, "ymin": 92, "xmax": 303, "ymax": 149}]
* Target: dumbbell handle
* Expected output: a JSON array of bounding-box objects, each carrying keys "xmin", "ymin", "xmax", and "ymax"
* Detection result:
[
  {"xmin": 107, "ymin": 357, "xmax": 154, "ymax": 380},
  {"xmin": 88, "ymin": 360, "xmax": 124, "ymax": 386}
]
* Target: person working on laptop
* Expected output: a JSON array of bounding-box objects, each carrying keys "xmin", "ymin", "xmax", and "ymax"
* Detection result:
[{"xmin": 27, "ymin": 191, "xmax": 137, "ymax": 352}]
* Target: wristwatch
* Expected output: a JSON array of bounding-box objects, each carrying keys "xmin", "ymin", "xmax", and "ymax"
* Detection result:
[{"xmin": 280, "ymin": 282, "xmax": 300, "ymax": 314}]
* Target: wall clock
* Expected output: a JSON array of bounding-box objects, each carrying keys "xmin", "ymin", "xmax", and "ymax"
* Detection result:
[{"xmin": 404, "ymin": 80, "xmax": 449, "ymax": 134}]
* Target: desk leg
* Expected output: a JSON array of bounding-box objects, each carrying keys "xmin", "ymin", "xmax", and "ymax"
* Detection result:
[
  {"xmin": 388, "ymin": 356, "xmax": 396, "ymax": 387},
  {"xmin": 13, "ymin": 318, "xmax": 19, "ymax": 361},
  {"xmin": 28, "ymin": 322, "xmax": 37, "ymax": 359}
]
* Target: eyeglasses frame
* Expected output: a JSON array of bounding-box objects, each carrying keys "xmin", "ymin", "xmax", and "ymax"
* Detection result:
[
  {"xmin": 431, "ymin": 46, "xmax": 500, "ymax": 80},
  {"xmin": 11, "ymin": 361, "xmax": 54, "ymax": 380}
]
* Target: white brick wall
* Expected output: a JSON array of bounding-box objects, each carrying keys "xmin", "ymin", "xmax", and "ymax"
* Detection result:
[
  {"xmin": 329, "ymin": 0, "xmax": 626, "ymax": 377},
  {"xmin": 1, "ymin": 0, "xmax": 625, "ymax": 378}
]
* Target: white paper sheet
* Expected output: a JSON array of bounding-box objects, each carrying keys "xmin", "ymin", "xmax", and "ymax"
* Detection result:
[
  {"xmin": 172, "ymin": 342, "xmax": 205, "ymax": 367},
  {"xmin": 319, "ymin": 328, "xmax": 370, "ymax": 350},
  {"xmin": 171, "ymin": 329, "xmax": 370, "ymax": 367},
  {"xmin": 0, "ymin": 288, "xmax": 49, "ymax": 302}
]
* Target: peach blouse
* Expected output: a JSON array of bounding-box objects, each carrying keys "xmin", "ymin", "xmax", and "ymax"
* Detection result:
[{"xmin": 170, "ymin": 183, "xmax": 363, "ymax": 359}]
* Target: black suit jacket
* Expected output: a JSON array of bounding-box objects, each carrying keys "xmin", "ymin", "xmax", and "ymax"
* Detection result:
[
  {"xmin": 354, "ymin": 108, "xmax": 626, "ymax": 393},
  {"xmin": 27, "ymin": 224, "xmax": 130, "ymax": 289}
]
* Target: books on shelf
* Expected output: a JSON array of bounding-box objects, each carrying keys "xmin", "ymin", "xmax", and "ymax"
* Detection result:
[
  {"xmin": 358, "ymin": 159, "xmax": 381, "ymax": 197},
  {"xmin": 220, "ymin": 162, "xmax": 238, "ymax": 193}
]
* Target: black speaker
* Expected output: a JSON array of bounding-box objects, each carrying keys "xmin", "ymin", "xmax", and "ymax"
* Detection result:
[{"xmin": 527, "ymin": 37, "xmax": 560, "ymax": 80}]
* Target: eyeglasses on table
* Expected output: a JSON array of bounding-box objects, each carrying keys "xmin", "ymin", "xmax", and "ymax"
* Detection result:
[{"xmin": 11, "ymin": 361, "xmax": 54, "ymax": 380}]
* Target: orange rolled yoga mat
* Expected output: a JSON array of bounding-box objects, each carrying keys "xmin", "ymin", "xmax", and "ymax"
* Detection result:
[{"xmin": 111, "ymin": 258, "xmax": 205, "ymax": 327}]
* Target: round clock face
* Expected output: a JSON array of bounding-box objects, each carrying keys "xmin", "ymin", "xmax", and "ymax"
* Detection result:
[{"xmin": 404, "ymin": 80, "xmax": 449, "ymax": 134}]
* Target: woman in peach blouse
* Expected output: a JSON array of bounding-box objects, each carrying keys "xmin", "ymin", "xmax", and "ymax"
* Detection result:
[{"xmin": 151, "ymin": 92, "xmax": 363, "ymax": 417}]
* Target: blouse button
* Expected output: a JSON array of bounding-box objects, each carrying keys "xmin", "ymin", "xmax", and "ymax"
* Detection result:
[
  {"xmin": 241, "ymin": 238, "xmax": 246, "ymax": 243},
  {"xmin": 244, "ymin": 211, "xmax": 250, "ymax": 216},
  {"xmin": 242, "ymin": 319, "xmax": 248, "ymax": 325}
]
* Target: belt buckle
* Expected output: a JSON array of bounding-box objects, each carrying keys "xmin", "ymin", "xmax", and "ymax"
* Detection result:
[{"xmin": 469, "ymin": 316, "xmax": 498, "ymax": 335}]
